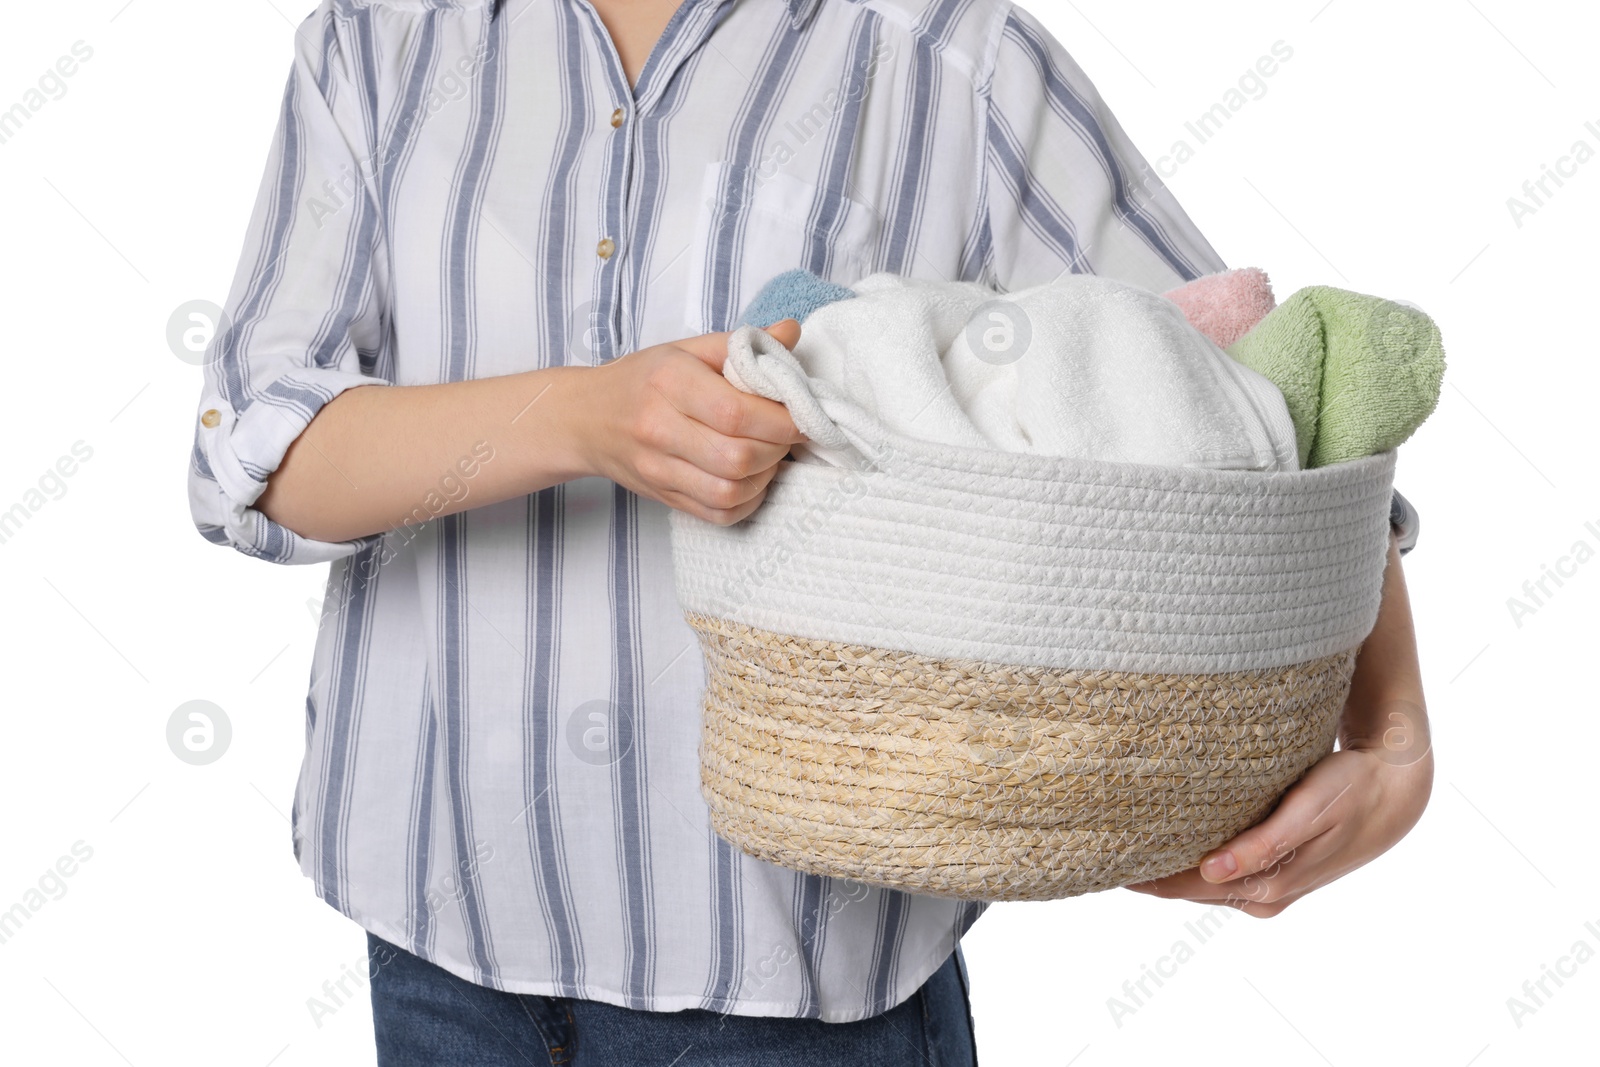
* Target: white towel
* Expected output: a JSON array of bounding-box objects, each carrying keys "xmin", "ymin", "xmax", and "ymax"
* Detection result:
[{"xmin": 723, "ymin": 271, "xmax": 1300, "ymax": 472}]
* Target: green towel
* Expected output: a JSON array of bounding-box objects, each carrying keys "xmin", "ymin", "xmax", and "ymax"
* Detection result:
[{"xmin": 1225, "ymin": 286, "xmax": 1445, "ymax": 469}]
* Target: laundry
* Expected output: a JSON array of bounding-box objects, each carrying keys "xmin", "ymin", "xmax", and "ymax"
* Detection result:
[
  {"xmin": 670, "ymin": 265, "xmax": 1448, "ymax": 903},
  {"xmin": 734, "ymin": 266, "xmax": 1444, "ymax": 472},
  {"xmin": 731, "ymin": 269, "xmax": 1302, "ymax": 472}
]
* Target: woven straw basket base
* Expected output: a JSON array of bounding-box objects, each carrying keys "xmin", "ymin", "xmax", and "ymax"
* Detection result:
[{"xmin": 691, "ymin": 612, "xmax": 1355, "ymax": 903}]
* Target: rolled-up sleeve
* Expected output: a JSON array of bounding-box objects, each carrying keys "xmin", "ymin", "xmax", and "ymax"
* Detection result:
[
  {"xmin": 187, "ymin": 0, "xmax": 391, "ymax": 565},
  {"xmin": 979, "ymin": 2, "xmax": 1228, "ymax": 294}
]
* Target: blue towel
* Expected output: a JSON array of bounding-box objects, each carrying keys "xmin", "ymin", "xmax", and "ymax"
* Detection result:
[{"xmin": 736, "ymin": 268, "xmax": 857, "ymax": 328}]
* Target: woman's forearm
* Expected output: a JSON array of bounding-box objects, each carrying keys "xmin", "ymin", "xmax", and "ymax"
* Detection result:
[
  {"xmin": 255, "ymin": 365, "xmax": 594, "ymax": 545},
  {"xmin": 1339, "ymin": 532, "xmax": 1432, "ymax": 761}
]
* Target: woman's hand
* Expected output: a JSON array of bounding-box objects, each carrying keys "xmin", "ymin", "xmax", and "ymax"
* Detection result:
[
  {"xmin": 574, "ymin": 319, "xmax": 807, "ymax": 526},
  {"xmin": 1124, "ymin": 533, "xmax": 1434, "ymax": 916}
]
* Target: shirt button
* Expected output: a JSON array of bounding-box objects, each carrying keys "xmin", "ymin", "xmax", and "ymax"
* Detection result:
[
  {"xmin": 597, "ymin": 237, "xmax": 615, "ymax": 260},
  {"xmin": 200, "ymin": 409, "xmax": 221, "ymax": 428},
  {"xmin": 610, "ymin": 107, "xmax": 625, "ymax": 128}
]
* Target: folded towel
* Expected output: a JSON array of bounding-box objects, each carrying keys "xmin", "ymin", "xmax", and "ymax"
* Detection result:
[
  {"xmin": 729, "ymin": 270, "xmax": 1301, "ymax": 472},
  {"xmin": 1224, "ymin": 286, "xmax": 1446, "ymax": 468},
  {"xmin": 1162, "ymin": 267, "xmax": 1278, "ymax": 348}
]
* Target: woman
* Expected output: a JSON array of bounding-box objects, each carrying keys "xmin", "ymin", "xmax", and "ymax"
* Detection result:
[{"xmin": 186, "ymin": 0, "xmax": 1432, "ymax": 1062}]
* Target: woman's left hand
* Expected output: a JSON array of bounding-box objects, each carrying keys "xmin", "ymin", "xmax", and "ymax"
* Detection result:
[{"xmin": 1123, "ymin": 533, "xmax": 1434, "ymax": 916}]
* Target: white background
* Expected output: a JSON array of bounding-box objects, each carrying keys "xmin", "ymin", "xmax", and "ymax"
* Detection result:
[{"xmin": 0, "ymin": 1, "xmax": 1594, "ymax": 1064}]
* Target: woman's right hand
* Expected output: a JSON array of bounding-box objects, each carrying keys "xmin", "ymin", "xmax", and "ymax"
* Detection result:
[{"xmin": 574, "ymin": 319, "xmax": 807, "ymax": 525}]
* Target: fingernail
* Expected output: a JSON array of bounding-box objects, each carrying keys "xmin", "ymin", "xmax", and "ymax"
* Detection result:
[{"xmin": 1201, "ymin": 851, "xmax": 1237, "ymax": 882}]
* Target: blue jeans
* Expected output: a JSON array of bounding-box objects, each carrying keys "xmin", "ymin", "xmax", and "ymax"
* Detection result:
[{"xmin": 366, "ymin": 932, "xmax": 979, "ymax": 1066}]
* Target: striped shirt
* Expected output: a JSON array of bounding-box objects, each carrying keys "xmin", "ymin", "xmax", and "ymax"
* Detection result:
[{"xmin": 187, "ymin": 0, "xmax": 1226, "ymax": 1022}]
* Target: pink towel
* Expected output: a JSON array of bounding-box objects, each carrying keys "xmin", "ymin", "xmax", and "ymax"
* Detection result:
[{"xmin": 1164, "ymin": 267, "xmax": 1277, "ymax": 349}]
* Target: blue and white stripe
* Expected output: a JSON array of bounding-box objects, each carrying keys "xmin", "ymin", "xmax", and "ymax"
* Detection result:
[{"xmin": 189, "ymin": 0, "xmax": 1225, "ymax": 1022}]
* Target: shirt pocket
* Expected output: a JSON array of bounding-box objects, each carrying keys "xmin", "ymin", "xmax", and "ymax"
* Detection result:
[{"xmin": 681, "ymin": 159, "xmax": 880, "ymax": 335}]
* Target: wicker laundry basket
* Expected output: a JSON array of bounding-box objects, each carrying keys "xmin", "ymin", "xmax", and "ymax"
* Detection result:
[{"xmin": 670, "ymin": 327, "xmax": 1397, "ymax": 903}]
